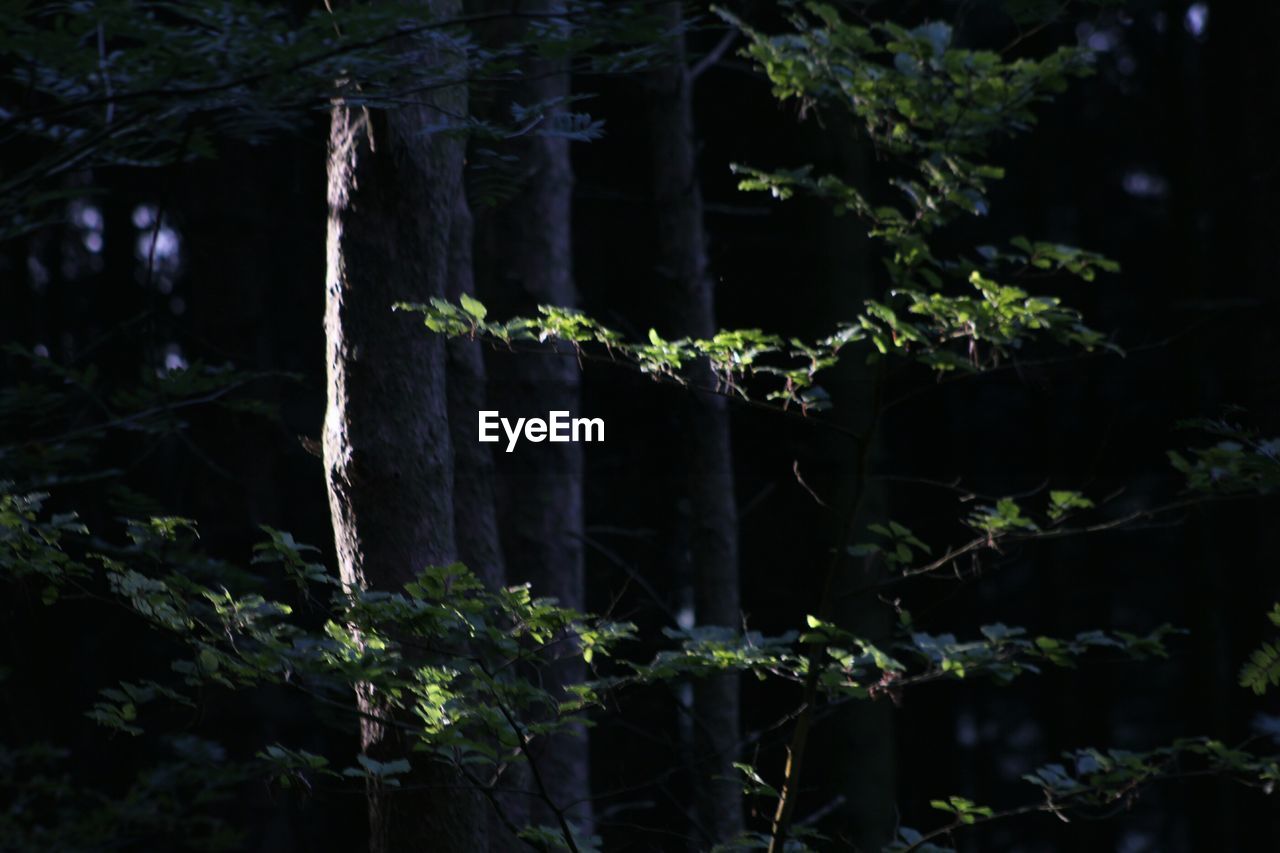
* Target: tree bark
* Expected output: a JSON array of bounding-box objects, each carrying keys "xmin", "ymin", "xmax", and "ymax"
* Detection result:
[
  {"xmin": 819, "ymin": 120, "xmax": 896, "ymax": 853},
  {"xmin": 647, "ymin": 4, "xmax": 744, "ymax": 844},
  {"xmin": 322, "ymin": 2, "xmax": 486, "ymax": 848},
  {"xmin": 470, "ymin": 0, "xmax": 592, "ymax": 836},
  {"xmin": 445, "ymin": 178, "xmax": 529, "ymax": 845},
  {"xmin": 446, "ymin": 187, "xmax": 508, "ymax": 594}
]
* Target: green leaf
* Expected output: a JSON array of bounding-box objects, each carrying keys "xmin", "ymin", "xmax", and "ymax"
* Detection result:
[{"xmin": 459, "ymin": 293, "xmax": 487, "ymax": 321}]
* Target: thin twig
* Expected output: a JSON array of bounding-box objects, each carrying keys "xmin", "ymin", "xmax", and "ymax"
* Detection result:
[
  {"xmin": 478, "ymin": 663, "xmax": 582, "ymax": 853},
  {"xmin": 689, "ymin": 27, "xmax": 739, "ymax": 81},
  {"xmin": 767, "ymin": 365, "xmax": 885, "ymax": 852}
]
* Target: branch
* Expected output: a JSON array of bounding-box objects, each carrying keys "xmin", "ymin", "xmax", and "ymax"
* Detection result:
[
  {"xmin": 689, "ymin": 27, "xmax": 738, "ymax": 81},
  {"xmin": 0, "ymin": 375, "xmax": 269, "ymax": 454},
  {"xmin": 471, "ymin": 335, "xmax": 869, "ymax": 441},
  {"xmin": 839, "ymin": 490, "xmax": 1277, "ymax": 603},
  {"xmin": 1, "ymin": 6, "xmax": 648, "ymax": 127},
  {"xmin": 898, "ymin": 757, "xmax": 1266, "ymax": 853},
  {"xmin": 477, "ymin": 663, "xmax": 582, "ymax": 853},
  {"xmin": 767, "ymin": 366, "xmax": 885, "ymax": 852}
]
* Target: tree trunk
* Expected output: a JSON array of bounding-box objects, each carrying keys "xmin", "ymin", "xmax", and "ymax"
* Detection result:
[
  {"xmin": 445, "ymin": 178, "xmax": 528, "ymax": 845},
  {"xmin": 647, "ymin": 4, "xmax": 744, "ymax": 844},
  {"xmin": 822, "ymin": 125, "xmax": 896, "ymax": 852},
  {"xmin": 446, "ymin": 187, "xmax": 508, "ymax": 594},
  {"xmin": 470, "ymin": 0, "xmax": 592, "ymax": 835},
  {"xmin": 322, "ymin": 2, "xmax": 486, "ymax": 848}
]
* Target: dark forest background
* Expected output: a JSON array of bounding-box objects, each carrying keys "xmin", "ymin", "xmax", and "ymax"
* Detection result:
[{"xmin": 2, "ymin": 1, "xmax": 1278, "ymax": 851}]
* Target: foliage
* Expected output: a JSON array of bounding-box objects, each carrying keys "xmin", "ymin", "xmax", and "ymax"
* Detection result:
[
  {"xmin": 5, "ymin": 353, "xmax": 1274, "ymax": 848},
  {"xmin": 3, "ymin": 1, "xmax": 1278, "ymax": 851},
  {"xmin": 395, "ymin": 4, "xmax": 1279, "ymax": 850},
  {"xmin": 883, "ymin": 738, "xmax": 1280, "ymax": 852},
  {"xmin": 404, "ymin": 2, "xmax": 1126, "ymax": 413},
  {"xmin": 397, "ymin": 281, "xmax": 1110, "ymax": 413},
  {"xmin": 1, "ymin": 478, "xmax": 629, "ymax": 848},
  {"xmin": 1240, "ymin": 604, "xmax": 1280, "ymax": 696},
  {"xmin": 0, "ymin": 738, "xmax": 244, "ymax": 851},
  {"xmin": 0, "ymin": 343, "xmax": 285, "ymax": 489},
  {"xmin": 614, "ymin": 615, "xmax": 1178, "ymax": 703},
  {"xmin": 723, "ymin": 3, "xmax": 1120, "ymax": 366},
  {"xmin": 4, "ymin": 404, "xmax": 1277, "ymax": 850},
  {"xmin": 1167, "ymin": 419, "xmax": 1280, "ymax": 696},
  {"xmin": 1169, "ymin": 417, "xmax": 1280, "ymax": 496},
  {"xmin": 0, "ymin": 0, "xmax": 666, "ymax": 238}
]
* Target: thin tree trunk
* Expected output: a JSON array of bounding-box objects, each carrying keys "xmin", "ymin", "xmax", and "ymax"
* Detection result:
[
  {"xmin": 470, "ymin": 0, "xmax": 592, "ymax": 835},
  {"xmin": 647, "ymin": 4, "xmax": 744, "ymax": 843},
  {"xmin": 322, "ymin": 2, "xmax": 486, "ymax": 848},
  {"xmin": 446, "ymin": 187, "xmax": 508, "ymax": 594},
  {"xmin": 445, "ymin": 178, "xmax": 528, "ymax": 845},
  {"xmin": 821, "ymin": 120, "xmax": 896, "ymax": 852}
]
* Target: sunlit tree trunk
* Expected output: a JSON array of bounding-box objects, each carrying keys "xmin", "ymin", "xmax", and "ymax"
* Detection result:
[
  {"xmin": 322, "ymin": 2, "xmax": 486, "ymax": 848},
  {"xmin": 647, "ymin": 4, "xmax": 744, "ymax": 843}
]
